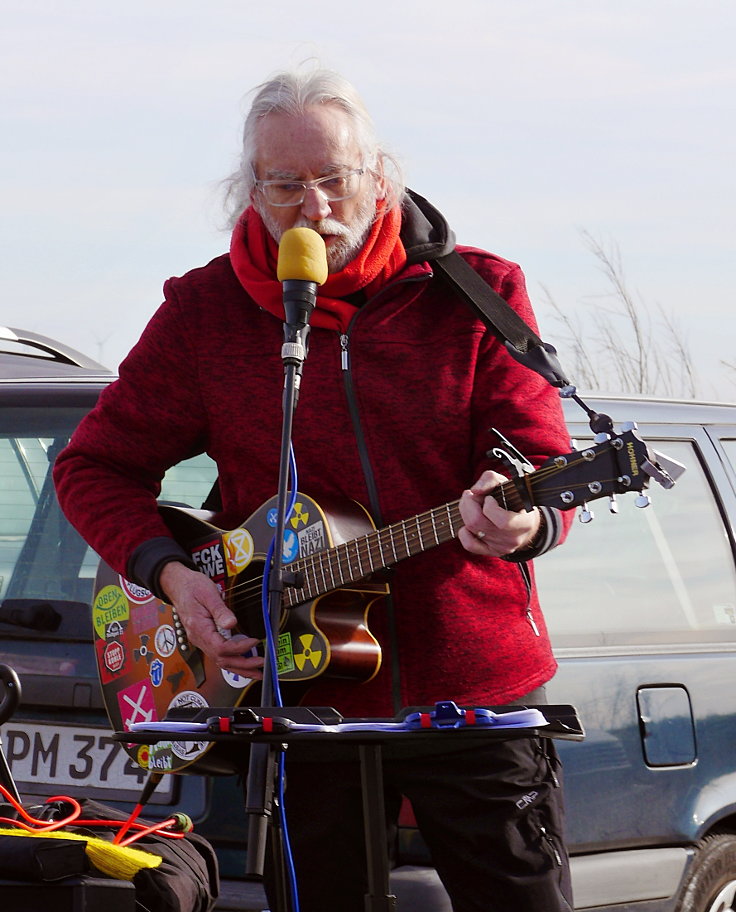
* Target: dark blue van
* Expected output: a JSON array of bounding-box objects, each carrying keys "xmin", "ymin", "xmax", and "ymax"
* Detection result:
[
  {"xmin": 2, "ymin": 328, "xmax": 736, "ymax": 910},
  {"xmin": 392, "ymin": 396, "xmax": 736, "ymax": 912},
  {"xmin": 542, "ymin": 396, "xmax": 736, "ymax": 912}
]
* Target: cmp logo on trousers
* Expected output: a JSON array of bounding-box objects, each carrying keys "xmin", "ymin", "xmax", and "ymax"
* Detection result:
[{"xmin": 516, "ymin": 791, "xmax": 539, "ymax": 810}]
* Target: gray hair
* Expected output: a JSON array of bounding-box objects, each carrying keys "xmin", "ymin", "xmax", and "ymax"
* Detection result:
[{"xmin": 222, "ymin": 69, "xmax": 405, "ymax": 227}]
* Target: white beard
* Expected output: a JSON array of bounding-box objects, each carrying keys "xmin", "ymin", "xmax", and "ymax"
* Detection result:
[{"xmin": 256, "ymin": 194, "xmax": 378, "ymax": 273}]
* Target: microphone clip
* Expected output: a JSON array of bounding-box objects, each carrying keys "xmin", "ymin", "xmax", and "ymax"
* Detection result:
[
  {"xmin": 281, "ymin": 276, "xmax": 317, "ymax": 371},
  {"xmin": 281, "ymin": 336, "xmax": 309, "ymax": 368}
]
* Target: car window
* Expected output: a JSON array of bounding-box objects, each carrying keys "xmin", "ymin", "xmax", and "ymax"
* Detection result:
[
  {"xmin": 159, "ymin": 455, "xmax": 218, "ymax": 508},
  {"xmin": 0, "ymin": 407, "xmax": 91, "ymax": 604},
  {"xmin": 0, "ymin": 406, "xmax": 216, "ymax": 607},
  {"xmin": 537, "ymin": 439, "xmax": 736, "ymax": 649},
  {"xmin": 722, "ymin": 439, "xmax": 736, "ymax": 475}
]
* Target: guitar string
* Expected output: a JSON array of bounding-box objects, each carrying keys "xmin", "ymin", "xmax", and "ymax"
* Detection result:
[
  {"xmin": 220, "ymin": 454, "xmax": 617, "ymax": 609},
  {"xmin": 212, "ymin": 451, "xmax": 622, "ymax": 619},
  {"xmin": 218, "ymin": 501, "xmax": 465, "ymax": 614},
  {"xmin": 206, "ymin": 481, "xmax": 618, "ymax": 625}
]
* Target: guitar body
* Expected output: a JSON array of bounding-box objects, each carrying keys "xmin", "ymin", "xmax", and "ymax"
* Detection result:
[{"xmin": 92, "ymin": 493, "xmax": 387, "ymax": 774}]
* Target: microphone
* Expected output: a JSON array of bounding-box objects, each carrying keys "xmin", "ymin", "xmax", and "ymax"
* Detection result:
[{"xmin": 276, "ymin": 227, "xmax": 328, "ymax": 332}]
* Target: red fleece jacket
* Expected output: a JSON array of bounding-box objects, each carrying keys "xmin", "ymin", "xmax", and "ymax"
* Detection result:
[{"xmin": 55, "ymin": 232, "xmax": 571, "ymax": 716}]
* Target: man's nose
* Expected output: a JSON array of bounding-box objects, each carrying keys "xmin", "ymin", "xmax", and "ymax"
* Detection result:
[{"xmin": 300, "ymin": 187, "xmax": 332, "ymax": 221}]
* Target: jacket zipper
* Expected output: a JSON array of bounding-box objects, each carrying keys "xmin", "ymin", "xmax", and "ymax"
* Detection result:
[
  {"xmin": 527, "ymin": 609, "xmax": 540, "ymax": 636},
  {"xmin": 337, "ymin": 271, "xmax": 431, "ymax": 713},
  {"xmin": 338, "ymin": 268, "xmax": 431, "ymax": 375},
  {"xmin": 339, "ymin": 333, "xmax": 350, "ymax": 370},
  {"xmin": 518, "ymin": 563, "xmax": 541, "ymax": 636},
  {"xmin": 339, "ymin": 328, "xmax": 382, "ymax": 519},
  {"xmin": 539, "ymin": 825, "xmax": 563, "ymax": 866}
]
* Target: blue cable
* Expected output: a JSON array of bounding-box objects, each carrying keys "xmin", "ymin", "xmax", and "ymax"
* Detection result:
[
  {"xmin": 260, "ymin": 536, "xmax": 282, "ymax": 705},
  {"xmin": 260, "ymin": 444, "xmax": 300, "ymax": 910},
  {"xmin": 278, "ymin": 749, "xmax": 300, "ymax": 908},
  {"xmin": 260, "ymin": 445, "xmax": 299, "ymax": 706}
]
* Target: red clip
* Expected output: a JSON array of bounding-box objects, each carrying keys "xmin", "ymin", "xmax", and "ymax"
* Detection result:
[
  {"xmin": 218, "ymin": 717, "xmax": 232, "ymax": 733},
  {"xmin": 464, "ymin": 710, "xmax": 476, "ymax": 726},
  {"xmin": 262, "ymin": 716, "xmax": 274, "ymax": 732},
  {"xmin": 419, "ymin": 712, "xmax": 432, "ymax": 729}
]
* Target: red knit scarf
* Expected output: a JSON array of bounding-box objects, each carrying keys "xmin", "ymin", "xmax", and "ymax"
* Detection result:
[{"xmin": 229, "ymin": 204, "xmax": 407, "ymax": 332}]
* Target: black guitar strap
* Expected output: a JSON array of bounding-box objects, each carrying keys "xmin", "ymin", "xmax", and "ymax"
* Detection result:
[{"xmin": 432, "ymin": 250, "xmax": 571, "ymax": 389}]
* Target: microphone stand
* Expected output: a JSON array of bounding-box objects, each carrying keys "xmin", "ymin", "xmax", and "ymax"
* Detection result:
[{"xmin": 244, "ymin": 279, "xmax": 316, "ymax": 912}]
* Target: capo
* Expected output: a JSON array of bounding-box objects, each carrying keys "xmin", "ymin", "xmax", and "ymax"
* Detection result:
[
  {"xmin": 487, "ymin": 429, "xmax": 535, "ymax": 512},
  {"xmin": 487, "ymin": 428, "xmax": 534, "ymax": 477}
]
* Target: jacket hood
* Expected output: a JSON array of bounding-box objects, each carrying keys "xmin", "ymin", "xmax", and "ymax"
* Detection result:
[{"xmin": 400, "ymin": 189, "xmax": 456, "ymax": 264}]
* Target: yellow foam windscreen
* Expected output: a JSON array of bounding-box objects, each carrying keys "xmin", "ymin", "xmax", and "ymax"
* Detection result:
[{"xmin": 276, "ymin": 228, "xmax": 329, "ymax": 284}]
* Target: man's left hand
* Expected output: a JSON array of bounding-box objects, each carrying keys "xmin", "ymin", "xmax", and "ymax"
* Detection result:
[{"xmin": 458, "ymin": 470, "xmax": 541, "ymax": 557}]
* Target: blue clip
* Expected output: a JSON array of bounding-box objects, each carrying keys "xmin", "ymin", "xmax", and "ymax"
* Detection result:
[
  {"xmin": 405, "ymin": 700, "xmax": 489, "ymax": 730},
  {"xmin": 432, "ymin": 700, "xmax": 470, "ymax": 728},
  {"xmin": 403, "ymin": 700, "xmax": 546, "ymax": 732}
]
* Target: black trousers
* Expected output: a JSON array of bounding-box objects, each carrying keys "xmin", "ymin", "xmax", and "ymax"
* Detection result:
[{"xmin": 264, "ymin": 697, "xmax": 573, "ymax": 912}]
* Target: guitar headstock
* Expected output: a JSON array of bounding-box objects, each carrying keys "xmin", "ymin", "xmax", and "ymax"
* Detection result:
[{"xmin": 527, "ymin": 424, "xmax": 685, "ymax": 514}]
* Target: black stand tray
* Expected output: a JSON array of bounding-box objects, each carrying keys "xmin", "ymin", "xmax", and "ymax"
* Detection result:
[
  {"xmin": 116, "ymin": 702, "xmax": 583, "ymax": 912},
  {"xmin": 116, "ymin": 702, "xmax": 584, "ymax": 746}
]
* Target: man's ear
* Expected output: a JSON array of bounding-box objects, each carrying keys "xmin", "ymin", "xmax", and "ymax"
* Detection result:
[
  {"xmin": 250, "ymin": 165, "xmax": 260, "ymax": 206},
  {"xmin": 373, "ymin": 155, "xmax": 388, "ymax": 201}
]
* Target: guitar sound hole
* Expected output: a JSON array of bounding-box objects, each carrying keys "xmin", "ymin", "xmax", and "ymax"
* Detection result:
[{"xmin": 229, "ymin": 559, "xmax": 268, "ymax": 640}]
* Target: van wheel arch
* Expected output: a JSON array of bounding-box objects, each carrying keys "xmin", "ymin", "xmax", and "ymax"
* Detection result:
[{"xmin": 675, "ymin": 833, "xmax": 736, "ymax": 912}]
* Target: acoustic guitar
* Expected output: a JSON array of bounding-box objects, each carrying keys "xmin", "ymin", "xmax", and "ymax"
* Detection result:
[{"xmin": 92, "ymin": 426, "xmax": 676, "ymax": 773}]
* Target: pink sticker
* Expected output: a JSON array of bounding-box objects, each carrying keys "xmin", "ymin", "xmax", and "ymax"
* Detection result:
[{"xmin": 117, "ymin": 681, "xmax": 157, "ymax": 730}]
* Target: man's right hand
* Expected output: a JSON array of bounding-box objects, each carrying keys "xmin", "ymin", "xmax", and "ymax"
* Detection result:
[{"xmin": 158, "ymin": 561, "xmax": 265, "ymax": 678}]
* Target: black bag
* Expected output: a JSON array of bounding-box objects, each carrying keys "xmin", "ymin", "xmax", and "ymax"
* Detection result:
[
  {"xmin": 36, "ymin": 798, "xmax": 219, "ymax": 912},
  {"xmin": 0, "ymin": 834, "xmax": 87, "ymax": 881}
]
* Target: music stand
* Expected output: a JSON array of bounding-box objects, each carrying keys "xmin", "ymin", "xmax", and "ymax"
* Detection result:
[{"xmin": 118, "ymin": 701, "xmax": 584, "ymax": 912}]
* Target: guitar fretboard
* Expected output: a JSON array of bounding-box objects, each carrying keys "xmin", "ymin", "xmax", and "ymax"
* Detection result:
[{"xmin": 283, "ymin": 479, "xmax": 525, "ymax": 606}]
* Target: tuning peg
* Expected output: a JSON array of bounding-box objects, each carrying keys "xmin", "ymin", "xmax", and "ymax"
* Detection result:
[
  {"xmin": 579, "ymin": 503, "xmax": 595, "ymax": 523},
  {"xmin": 635, "ymin": 493, "xmax": 652, "ymax": 508},
  {"xmin": 609, "ymin": 495, "xmax": 619, "ymax": 514}
]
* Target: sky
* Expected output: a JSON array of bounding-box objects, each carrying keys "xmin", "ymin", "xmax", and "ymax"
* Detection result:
[{"xmin": 1, "ymin": 0, "xmax": 735, "ymax": 399}]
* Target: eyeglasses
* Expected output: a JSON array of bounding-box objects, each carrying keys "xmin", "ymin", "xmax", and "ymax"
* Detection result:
[{"xmin": 253, "ymin": 168, "xmax": 366, "ymax": 207}]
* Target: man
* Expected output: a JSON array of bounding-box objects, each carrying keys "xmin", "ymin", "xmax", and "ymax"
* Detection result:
[{"xmin": 54, "ymin": 69, "xmax": 574, "ymax": 911}]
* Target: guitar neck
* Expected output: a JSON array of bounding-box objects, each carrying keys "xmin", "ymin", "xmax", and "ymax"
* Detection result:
[{"xmin": 283, "ymin": 480, "xmax": 523, "ymax": 606}]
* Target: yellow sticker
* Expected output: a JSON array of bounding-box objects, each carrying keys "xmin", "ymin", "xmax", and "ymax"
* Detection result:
[
  {"xmin": 92, "ymin": 585, "xmax": 130, "ymax": 639},
  {"xmin": 223, "ymin": 527, "xmax": 255, "ymax": 574},
  {"xmin": 294, "ymin": 633, "xmax": 323, "ymax": 671},
  {"xmin": 137, "ymin": 745, "xmax": 150, "ymax": 769},
  {"xmin": 290, "ymin": 503, "xmax": 310, "ymax": 528}
]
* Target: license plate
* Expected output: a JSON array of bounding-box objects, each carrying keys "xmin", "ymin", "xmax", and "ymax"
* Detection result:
[{"xmin": 0, "ymin": 721, "xmax": 175, "ymax": 804}]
